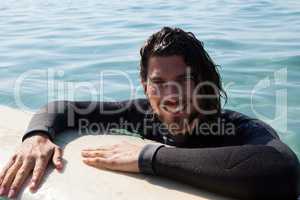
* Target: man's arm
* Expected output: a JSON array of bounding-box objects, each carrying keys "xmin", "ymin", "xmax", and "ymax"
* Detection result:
[
  {"xmin": 139, "ymin": 113, "xmax": 300, "ymax": 199},
  {"xmin": 22, "ymin": 100, "xmax": 139, "ymax": 141},
  {"xmin": 0, "ymin": 99, "xmax": 147, "ymax": 198}
]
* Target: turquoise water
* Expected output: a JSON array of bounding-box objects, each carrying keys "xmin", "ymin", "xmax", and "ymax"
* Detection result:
[{"xmin": 0, "ymin": 0, "xmax": 299, "ymax": 157}]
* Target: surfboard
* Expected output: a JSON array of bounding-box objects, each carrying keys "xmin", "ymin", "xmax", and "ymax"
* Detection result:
[{"xmin": 0, "ymin": 106, "xmax": 232, "ymax": 200}]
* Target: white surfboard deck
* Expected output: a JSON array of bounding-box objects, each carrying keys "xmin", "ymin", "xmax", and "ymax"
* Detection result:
[{"xmin": 0, "ymin": 106, "xmax": 233, "ymax": 200}]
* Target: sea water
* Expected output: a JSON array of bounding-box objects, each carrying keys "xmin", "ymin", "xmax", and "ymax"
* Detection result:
[{"xmin": 0, "ymin": 0, "xmax": 299, "ymax": 157}]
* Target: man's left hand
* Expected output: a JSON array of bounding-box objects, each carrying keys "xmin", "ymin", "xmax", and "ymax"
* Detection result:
[{"xmin": 81, "ymin": 141, "xmax": 145, "ymax": 173}]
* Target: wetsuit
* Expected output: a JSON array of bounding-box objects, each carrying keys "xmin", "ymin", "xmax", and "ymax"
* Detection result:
[{"xmin": 22, "ymin": 99, "xmax": 300, "ymax": 199}]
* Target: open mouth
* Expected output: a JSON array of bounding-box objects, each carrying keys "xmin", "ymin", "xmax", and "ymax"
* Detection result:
[{"xmin": 162, "ymin": 103, "xmax": 186, "ymax": 114}]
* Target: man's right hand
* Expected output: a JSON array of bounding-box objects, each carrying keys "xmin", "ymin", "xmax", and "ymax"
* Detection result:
[{"xmin": 0, "ymin": 133, "xmax": 63, "ymax": 199}]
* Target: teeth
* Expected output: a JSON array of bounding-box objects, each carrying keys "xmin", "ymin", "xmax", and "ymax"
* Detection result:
[{"xmin": 164, "ymin": 104, "xmax": 185, "ymax": 113}]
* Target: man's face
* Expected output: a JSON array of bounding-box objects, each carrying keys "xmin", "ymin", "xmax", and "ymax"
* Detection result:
[{"xmin": 142, "ymin": 55, "xmax": 199, "ymax": 134}]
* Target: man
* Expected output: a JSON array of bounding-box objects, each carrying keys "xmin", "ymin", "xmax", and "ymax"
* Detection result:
[{"xmin": 0, "ymin": 27, "xmax": 299, "ymax": 199}]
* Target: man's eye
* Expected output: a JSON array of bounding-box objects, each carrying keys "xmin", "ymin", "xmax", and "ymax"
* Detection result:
[
  {"xmin": 177, "ymin": 78, "xmax": 186, "ymax": 82},
  {"xmin": 151, "ymin": 80, "xmax": 164, "ymax": 84},
  {"xmin": 181, "ymin": 76, "xmax": 195, "ymax": 82},
  {"xmin": 177, "ymin": 77, "xmax": 189, "ymax": 83}
]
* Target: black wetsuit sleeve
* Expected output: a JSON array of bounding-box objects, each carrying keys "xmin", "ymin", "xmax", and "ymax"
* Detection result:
[
  {"xmin": 139, "ymin": 116, "xmax": 300, "ymax": 199},
  {"xmin": 22, "ymin": 100, "xmax": 139, "ymax": 141}
]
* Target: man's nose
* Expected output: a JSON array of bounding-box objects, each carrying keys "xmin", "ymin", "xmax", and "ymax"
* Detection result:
[{"xmin": 163, "ymin": 82, "xmax": 181, "ymax": 96}]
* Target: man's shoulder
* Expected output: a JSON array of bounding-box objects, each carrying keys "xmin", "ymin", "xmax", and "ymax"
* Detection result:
[
  {"xmin": 220, "ymin": 108, "xmax": 279, "ymax": 140},
  {"xmin": 220, "ymin": 108, "xmax": 255, "ymax": 123}
]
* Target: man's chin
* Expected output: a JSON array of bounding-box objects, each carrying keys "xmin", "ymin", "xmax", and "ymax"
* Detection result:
[
  {"xmin": 161, "ymin": 108, "xmax": 189, "ymax": 118},
  {"xmin": 159, "ymin": 112, "xmax": 199, "ymax": 135},
  {"xmin": 161, "ymin": 117, "xmax": 188, "ymax": 132}
]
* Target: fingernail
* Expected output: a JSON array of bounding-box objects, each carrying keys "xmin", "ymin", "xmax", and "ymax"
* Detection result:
[
  {"xmin": 8, "ymin": 189, "xmax": 15, "ymax": 198},
  {"xmin": 0, "ymin": 187, "xmax": 4, "ymax": 195},
  {"xmin": 30, "ymin": 187, "xmax": 36, "ymax": 193},
  {"xmin": 57, "ymin": 164, "xmax": 63, "ymax": 171},
  {"xmin": 32, "ymin": 182, "xmax": 36, "ymax": 187},
  {"xmin": 30, "ymin": 186, "xmax": 36, "ymax": 193},
  {"xmin": 30, "ymin": 182, "xmax": 36, "ymax": 189}
]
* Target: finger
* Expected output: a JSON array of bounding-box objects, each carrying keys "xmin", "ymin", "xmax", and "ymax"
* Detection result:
[
  {"xmin": 82, "ymin": 147, "xmax": 112, "ymax": 151},
  {"xmin": 82, "ymin": 157, "xmax": 117, "ymax": 170},
  {"xmin": 81, "ymin": 151, "xmax": 100, "ymax": 158},
  {"xmin": 0, "ymin": 158, "xmax": 23, "ymax": 196},
  {"xmin": 52, "ymin": 147, "xmax": 63, "ymax": 170},
  {"xmin": 81, "ymin": 150, "xmax": 109, "ymax": 158},
  {"xmin": 82, "ymin": 157, "xmax": 99, "ymax": 164},
  {"xmin": 82, "ymin": 157, "xmax": 106, "ymax": 168},
  {"xmin": 8, "ymin": 160, "xmax": 34, "ymax": 198},
  {"xmin": 0, "ymin": 155, "xmax": 17, "ymax": 185},
  {"xmin": 30, "ymin": 156, "xmax": 50, "ymax": 192}
]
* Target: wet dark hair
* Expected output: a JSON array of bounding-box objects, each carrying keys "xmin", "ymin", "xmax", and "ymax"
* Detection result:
[{"xmin": 139, "ymin": 26, "xmax": 227, "ymax": 118}]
